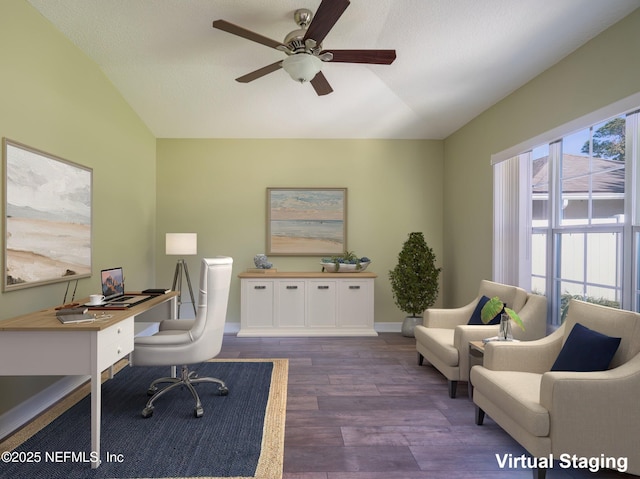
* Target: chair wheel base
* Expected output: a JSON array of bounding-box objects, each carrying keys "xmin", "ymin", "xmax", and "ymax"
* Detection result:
[
  {"xmin": 142, "ymin": 406, "xmax": 154, "ymax": 418},
  {"xmin": 194, "ymin": 406, "xmax": 204, "ymax": 418},
  {"xmin": 218, "ymin": 386, "xmax": 229, "ymax": 396}
]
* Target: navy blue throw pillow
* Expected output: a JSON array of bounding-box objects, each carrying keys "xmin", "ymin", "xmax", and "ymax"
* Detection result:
[
  {"xmin": 551, "ymin": 322, "xmax": 621, "ymax": 372},
  {"xmin": 467, "ymin": 295, "xmax": 502, "ymax": 325}
]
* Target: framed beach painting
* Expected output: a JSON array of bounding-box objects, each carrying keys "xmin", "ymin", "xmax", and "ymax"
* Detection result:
[
  {"xmin": 3, "ymin": 139, "xmax": 92, "ymax": 291},
  {"xmin": 267, "ymin": 187, "xmax": 347, "ymax": 256}
]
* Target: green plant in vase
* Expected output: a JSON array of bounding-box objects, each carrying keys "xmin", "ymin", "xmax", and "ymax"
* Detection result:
[{"xmin": 481, "ymin": 296, "xmax": 525, "ymax": 340}]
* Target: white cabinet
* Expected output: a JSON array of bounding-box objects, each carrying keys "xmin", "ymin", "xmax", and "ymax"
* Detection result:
[{"xmin": 239, "ymin": 272, "xmax": 377, "ymax": 337}]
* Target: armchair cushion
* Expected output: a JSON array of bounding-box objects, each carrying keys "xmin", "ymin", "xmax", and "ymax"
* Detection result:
[
  {"xmin": 467, "ymin": 295, "xmax": 502, "ymax": 325},
  {"xmin": 551, "ymin": 322, "xmax": 621, "ymax": 372},
  {"xmin": 415, "ymin": 328, "xmax": 457, "ymax": 366},
  {"xmin": 471, "ymin": 369, "xmax": 549, "ymax": 436}
]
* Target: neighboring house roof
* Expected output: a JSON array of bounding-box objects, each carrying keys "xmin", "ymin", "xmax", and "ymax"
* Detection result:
[{"xmin": 532, "ymin": 154, "xmax": 625, "ymax": 194}]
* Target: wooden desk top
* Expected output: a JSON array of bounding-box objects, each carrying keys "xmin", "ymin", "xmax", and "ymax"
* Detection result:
[{"xmin": 0, "ymin": 292, "xmax": 178, "ymax": 332}]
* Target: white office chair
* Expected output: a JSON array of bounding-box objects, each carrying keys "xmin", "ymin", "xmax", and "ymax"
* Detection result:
[{"xmin": 130, "ymin": 256, "xmax": 233, "ymax": 418}]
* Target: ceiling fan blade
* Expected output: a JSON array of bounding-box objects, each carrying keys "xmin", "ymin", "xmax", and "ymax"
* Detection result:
[
  {"xmin": 212, "ymin": 19, "xmax": 286, "ymax": 50},
  {"xmin": 310, "ymin": 71, "xmax": 333, "ymax": 96},
  {"xmin": 303, "ymin": 0, "xmax": 350, "ymax": 45},
  {"xmin": 236, "ymin": 61, "xmax": 283, "ymax": 83},
  {"xmin": 322, "ymin": 49, "xmax": 396, "ymax": 64}
]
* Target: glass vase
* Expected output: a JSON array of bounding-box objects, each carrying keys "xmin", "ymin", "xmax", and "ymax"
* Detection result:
[{"xmin": 498, "ymin": 313, "xmax": 513, "ymax": 341}]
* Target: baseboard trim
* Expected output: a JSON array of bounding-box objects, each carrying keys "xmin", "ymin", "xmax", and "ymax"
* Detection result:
[
  {"xmin": 224, "ymin": 322, "xmax": 402, "ymax": 334},
  {"xmin": 0, "ymin": 374, "xmax": 89, "ymax": 441},
  {"xmin": 375, "ymin": 322, "xmax": 403, "ymax": 333},
  {"xmin": 225, "ymin": 322, "xmax": 241, "ymax": 334}
]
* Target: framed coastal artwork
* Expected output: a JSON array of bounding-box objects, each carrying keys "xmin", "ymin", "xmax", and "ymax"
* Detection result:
[
  {"xmin": 2, "ymin": 139, "xmax": 92, "ymax": 291},
  {"xmin": 267, "ymin": 187, "xmax": 347, "ymax": 256}
]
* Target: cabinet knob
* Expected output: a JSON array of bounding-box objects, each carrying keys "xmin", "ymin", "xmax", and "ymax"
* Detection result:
[
  {"xmin": 254, "ymin": 285, "xmax": 267, "ymax": 290},
  {"xmin": 349, "ymin": 285, "xmax": 361, "ymax": 290},
  {"xmin": 286, "ymin": 285, "xmax": 298, "ymax": 290},
  {"xmin": 317, "ymin": 285, "xmax": 330, "ymax": 290}
]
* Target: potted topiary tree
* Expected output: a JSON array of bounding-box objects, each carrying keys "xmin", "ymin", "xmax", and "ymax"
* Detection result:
[{"xmin": 389, "ymin": 232, "xmax": 441, "ymax": 337}]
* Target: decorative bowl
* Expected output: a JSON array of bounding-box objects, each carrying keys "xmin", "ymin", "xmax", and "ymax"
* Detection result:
[{"xmin": 320, "ymin": 261, "xmax": 371, "ymax": 273}]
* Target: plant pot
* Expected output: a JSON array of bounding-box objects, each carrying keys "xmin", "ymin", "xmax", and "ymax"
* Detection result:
[{"xmin": 401, "ymin": 316, "xmax": 422, "ymax": 337}]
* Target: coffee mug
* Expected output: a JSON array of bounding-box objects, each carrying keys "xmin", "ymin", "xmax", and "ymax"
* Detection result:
[{"xmin": 89, "ymin": 294, "xmax": 105, "ymax": 305}]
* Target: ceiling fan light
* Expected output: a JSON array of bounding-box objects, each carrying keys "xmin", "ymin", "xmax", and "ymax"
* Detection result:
[{"xmin": 282, "ymin": 54, "xmax": 322, "ymax": 83}]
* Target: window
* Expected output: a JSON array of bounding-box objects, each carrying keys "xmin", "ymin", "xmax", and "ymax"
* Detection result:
[{"xmin": 494, "ymin": 107, "xmax": 639, "ymax": 325}]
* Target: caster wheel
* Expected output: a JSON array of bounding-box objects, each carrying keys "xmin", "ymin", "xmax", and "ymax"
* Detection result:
[
  {"xmin": 147, "ymin": 387, "xmax": 157, "ymax": 396},
  {"xmin": 142, "ymin": 406, "xmax": 154, "ymax": 418},
  {"xmin": 218, "ymin": 386, "xmax": 229, "ymax": 396},
  {"xmin": 194, "ymin": 407, "xmax": 204, "ymax": 418}
]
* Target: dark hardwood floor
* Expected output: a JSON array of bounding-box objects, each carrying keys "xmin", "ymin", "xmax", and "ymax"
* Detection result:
[{"xmin": 218, "ymin": 333, "xmax": 632, "ymax": 479}]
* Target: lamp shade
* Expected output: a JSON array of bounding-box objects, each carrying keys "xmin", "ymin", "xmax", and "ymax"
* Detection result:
[
  {"xmin": 166, "ymin": 233, "xmax": 197, "ymax": 255},
  {"xmin": 282, "ymin": 53, "xmax": 322, "ymax": 83}
]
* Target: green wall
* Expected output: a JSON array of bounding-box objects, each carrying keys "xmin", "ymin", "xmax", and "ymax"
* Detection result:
[
  {"xmin": 156, "ymin": 139, "xmax": 444, "ymax": 325},
  {"xmin": 442, "ymin": 8, "xmax": 640, "ymax": 306},
  {"xmin": 1, "ymin": 0, "xmax": 639, "ymax": 432},
  {"xmin": 0, "ymin": 1, "xmax": 156, "ymax": 415}
]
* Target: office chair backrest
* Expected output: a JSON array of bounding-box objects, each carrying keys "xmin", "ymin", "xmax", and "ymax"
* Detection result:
[{"xmin": 189, "ymin": 256, "xmax": 233, "ymax": 359}]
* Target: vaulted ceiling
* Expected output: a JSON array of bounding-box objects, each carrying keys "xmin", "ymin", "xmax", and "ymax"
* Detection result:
[{"xmin": 28, "ymin": 0, "xmax": 640, "ymax": 139}]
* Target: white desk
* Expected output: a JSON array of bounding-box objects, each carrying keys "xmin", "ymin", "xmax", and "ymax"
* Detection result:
[{"xmin": 0, "ymin": 292, "xmax": 177, "ymax": 468}]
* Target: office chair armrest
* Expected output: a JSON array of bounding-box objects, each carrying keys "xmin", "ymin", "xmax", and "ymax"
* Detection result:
[
  {"xmin": 159, "ymin": 319, "xmax": 195, "ymax": 331},
  {"xmin": 134, "ymin": 330, "xmax": 192, "ymax": 345}
]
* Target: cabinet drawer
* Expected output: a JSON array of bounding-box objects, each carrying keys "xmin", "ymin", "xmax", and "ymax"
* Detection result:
[
  {"xmin": 243, "ymin": 280, "xmax": 275, "ymax": 328},
  {"xmin": 97, "ymin": 317, "xmax": 134, "ymax": 370},
  {"xmin": 338, "ymin": 280, "xmax": 373, "ymax": 328},
  {"xmin": 308, "ymin": 280, "xmax": 337, "ymax": 327},
  {"xmin": 277, "ymin": 281, "xmax": 306, "ymax": 327}
]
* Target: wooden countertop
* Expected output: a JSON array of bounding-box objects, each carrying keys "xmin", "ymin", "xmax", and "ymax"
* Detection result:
[{"xmin": 238, "ymin": 271, "xmax": 377, "ymax": 279}]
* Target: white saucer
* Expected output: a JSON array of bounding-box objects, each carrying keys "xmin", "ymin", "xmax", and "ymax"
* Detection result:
[{"xmin": 85, "ymin": 302, "xmax": 106, "ymax": 307}]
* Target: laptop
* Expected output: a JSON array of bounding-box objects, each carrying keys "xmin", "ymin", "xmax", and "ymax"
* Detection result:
[{"xmin": 100, "ymin": 267, "xmax": 151, "ymax": 307}]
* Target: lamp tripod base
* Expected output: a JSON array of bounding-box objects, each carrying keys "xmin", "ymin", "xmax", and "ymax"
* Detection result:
[{"xmin": 172, "ymin": 259, "xmax": 196, "ymax": 318}]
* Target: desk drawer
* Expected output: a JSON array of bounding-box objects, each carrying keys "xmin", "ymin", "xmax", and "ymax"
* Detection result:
[{"xmin": 97, "ymin": 317, "xmax": 134, "ymax": 370}]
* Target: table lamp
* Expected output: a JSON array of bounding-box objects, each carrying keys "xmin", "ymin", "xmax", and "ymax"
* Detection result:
[{"xmin": 166, "ymin": 233, "xmax": 197, "ymax": 317}]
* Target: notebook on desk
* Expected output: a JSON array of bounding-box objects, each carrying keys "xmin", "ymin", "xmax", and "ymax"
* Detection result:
[{"xmin": 100, "ymin": 267, "xmax": 151, "ymax": 307}]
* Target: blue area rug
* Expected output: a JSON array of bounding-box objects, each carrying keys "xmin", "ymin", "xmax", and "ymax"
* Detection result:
[{"xmin": 1, "ymin": 359, "xmax": 287, "ymax": 479}]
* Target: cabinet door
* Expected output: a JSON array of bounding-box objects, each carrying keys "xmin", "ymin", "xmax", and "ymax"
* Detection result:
[
  {"xmin": 308, "ymin": 280, "xmax": 337, "ymax": 328},
  {"xmin": 243, "ymin": 280, "xmax": 275, "ymax": 328},
  {"xmin": 337, "ymin": 280, "xmax": 373, "ymax": 328},
  {"xmin": 277, "ymin": 281, "xmax": 306, "ymax": 328}
]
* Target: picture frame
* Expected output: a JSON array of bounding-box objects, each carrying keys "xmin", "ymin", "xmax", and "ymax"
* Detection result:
[
  {"xmin": 267, "ymin": 187, "xmax": 347, "ymax": 256},
  {"xmin": 3, "ymin": 139, "xmax": 92, "ymax": 291}
]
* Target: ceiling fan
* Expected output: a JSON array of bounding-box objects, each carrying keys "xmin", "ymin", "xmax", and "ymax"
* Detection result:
[{"xmin": 212, "ymin": 0, "xmax": 396, "ymax": 96}]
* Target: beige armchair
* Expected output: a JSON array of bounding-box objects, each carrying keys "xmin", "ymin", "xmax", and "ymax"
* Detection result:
[
  {"xmin": 414, "ymin": 280, "xmax": 547, "ymax": 398},
  {"xmin": 471, "ymin": 299, "xmax": 640, "ymax": 478}
]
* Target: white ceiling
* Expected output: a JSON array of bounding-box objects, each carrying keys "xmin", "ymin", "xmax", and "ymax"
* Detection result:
[{"xmin": 27, "ymin": 0, "xmax": 640, "ymax": 139}]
